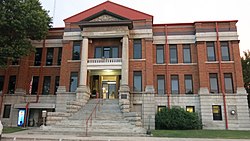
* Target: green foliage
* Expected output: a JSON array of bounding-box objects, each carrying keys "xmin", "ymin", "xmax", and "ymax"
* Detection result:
[
  {"xmin": 0, "ymin": 0, "xmax": 51, "ymax": 67},
  {"xmin": 241, "ymin": 50, "xmax": 250, "ymax": 94},
  {"xmin": 155, "ymin": 107, "xmax": 202, "ymax": 130}
]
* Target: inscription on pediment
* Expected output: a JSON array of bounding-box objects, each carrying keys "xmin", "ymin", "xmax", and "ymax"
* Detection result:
[{"xmin": 90, "ymin": 14, "xmax": 121, "ymax": 22}]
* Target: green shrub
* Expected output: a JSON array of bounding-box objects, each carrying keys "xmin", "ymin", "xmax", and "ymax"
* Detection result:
[{"xmin": 155, "ymin": 107, "xmax": 202, "ymax": 130}]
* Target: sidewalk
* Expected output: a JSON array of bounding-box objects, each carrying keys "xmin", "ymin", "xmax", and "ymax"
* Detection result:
[{"xmin": 2, "ymin": 129, "xmax": 250, "ymax": 141}]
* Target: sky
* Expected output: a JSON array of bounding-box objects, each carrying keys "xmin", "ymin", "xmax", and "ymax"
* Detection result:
[{"xmin": 39, "ymin": 0, "xmax": 250, "ymax": 55}]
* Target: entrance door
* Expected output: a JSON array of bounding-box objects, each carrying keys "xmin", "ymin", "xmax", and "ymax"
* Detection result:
[{"xmin": 102, "ymin": 82, "xmax": 116, "ymax": 99}]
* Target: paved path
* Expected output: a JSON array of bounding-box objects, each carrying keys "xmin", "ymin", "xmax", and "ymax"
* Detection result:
[{"xmin": 2, "ymin": 129, "xmax": 250, "ymax": 141}]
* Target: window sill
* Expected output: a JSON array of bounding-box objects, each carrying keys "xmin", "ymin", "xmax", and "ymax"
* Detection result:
[
  {"xmin": 205, "ymin": 61, "xmax": 234, "ymax": 64},
  {"xmin": 130, "ymin": 59, "xmax": 146, "ymax": 61},
  {"xmin": 67, "ymin": 60, "xmax": 81, "ymax": 63},
  {"xmin": 168, "ymin": 63, "xmax": 197, "ymax": 65}
]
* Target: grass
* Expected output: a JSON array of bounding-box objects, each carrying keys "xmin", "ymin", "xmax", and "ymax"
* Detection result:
[
  {"xmin": 152, "ymin": 130, "xmax": 250, "ymax": 139},
  {"xmin": 3, "ymin": 127, "xmax": 26, "ymax": 134}
]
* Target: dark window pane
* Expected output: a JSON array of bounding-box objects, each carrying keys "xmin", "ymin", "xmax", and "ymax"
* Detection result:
[
  {"xmin": 103, "ymin": 47, "xmax": 110, "ymax": 58},
  {"xmin": 212, "ymin": 105, "xmax": 222, "ymax": 120},
  {"xmin": 12, "ymin": 58, "xmax": 19, "ymax": 65},
  {"xmin": 0, "ymin": 76, "xmax": 4, "ymax": 92},
  {"xmin": 171, "ymin": 75, "xmax": 179, "ymax": 94},
  {"xmin": 95, "ymin": 47, "xmax": 102, "ymax": 58},
  {"xmin": 72, "ymin": 42, "xmax": 81, "ymax": 60},
  {"xmin": 185, "ymin": 75, "xmax": 193, "ymax": 94},
  {"xmin": 133, "ymin": 40, "xmax": 142, "ymax": 59},
  {"xmin": 157, "ymin": 75, "xmax": 165, "ymax": 95},
  {"xmin": 112, "ymin": 47, "xmax": 119, "ymax": 58},
  {"xmin": 156, "ymin": 45, "xmax": 164, "ymax": 64},
  {"xmin": 46, "ymin": 48, "xmax": 54, "ymax": 66},
  {"xmin": 207, "ymin": 42, "xmax": 216, "ymax": 61},
  {"xmin": 57, "ymin": 47, "xmax": 62, "ymax": 65},
  {"xmin": 3, "ymin": 104, "xmax": 11, "ymax": 118},
  {"xmin": 209, "ymin": 73, "xmax": 219, "ymax": 93},
  {"xmin": 8, "ymin": 75, "xmax": 16, "ymax": 94},
  {"xmin": 54, "ymin": 76, "xmax": 60, "ymax": 94},
  {"xmin": 133, "ymin": 71, "xmax": 142, "ymax": 92},
  {"xmin": 183, "ymin": 45, "xmax": 191, "ymax": 63},
  {"xmin": 70, "ymin": 72, "xmax": 78, "ymax": 92},
  {"xmin": 42, "ymin": 76, "xmax": 51, "ymax": 95},
  {"xmin": 170, "ymin": 45, "xmax": 178, "ymax": 64},
  {"xmin": 186, "ymin": 106, "xmax": 195, "ymax": 113},
  {"xmin": 221, "ymin": 42, "xmax": 230, "ymax": 61},
  {"xmin": 158, "ymin": 106, "xmax": 167, "ymax": 112},
  {"xmin": 31, "ymin": 76, "xmax": 39, "ymax": 95},
  {"xmin": 34, "ymin": 48, "xmax": 42, "ymax": 66},
  {"xmin": 224, "ymin": 73, "xmax": 233, "ymax": 93}
]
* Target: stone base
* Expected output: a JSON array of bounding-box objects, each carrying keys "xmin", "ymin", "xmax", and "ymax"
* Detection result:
[
  {"xmin": 15, "ymin": 88, "xmax": 26, "ymax": 95},
  {"xmin": 119, "ymin": 85, "xmax": 130, "ymax": 112},
  {"xmin": 237, "ymin": 87, "xmax": 247, "ymax": 94},
  {"xmin": 76, "ymin": 85, "xmax": 90, "ymax": 103}
]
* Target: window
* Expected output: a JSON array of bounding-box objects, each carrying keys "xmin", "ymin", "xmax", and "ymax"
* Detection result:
[
  {"xmin": 212, "ymin": 105, "xmax": 222, "ymax": 120},
  {"xmin": 133, "ymin": 39, "xmax": 142, "ymax": 59},
  {"xmin": 221, "ymin": 42, "xmax": 230, "ymax": 61},
  {"xmin": 34, "ymin": 48, "xmax": 42, "ymax": 66},
  {"xmin": 94, "ymin": 47, "xmax": 119, "ymax": 58},
  {"xmin": 156, "ymin": 45, "xmax": 164, "ymax": 64},
  {"xmin": 186, "ymin": 106, "xmax": 195, "ymax": 113},
  {"xmin": 209, "ymin": 73, "xmax": 219, "ymax": 93},
  {"xmin": 11, "ymin": 58, "xmax": 19, "ymax": 65},
  {"xmin": 46, "ymin": 48, "xmax": 54, "ymax": 66},
  {"xmin": 3, "ymin": 104, "xmax": 11, "ymax": 118},
  {"xmin": 31, "ymin": 76, "xmax": 39, "ymax": 95},
  {"xmin": 185, "ymin": 75, "xmax": 193, "ymax": 94},
  {"xmin": 183, "ymin": 44, "xmax": 191, "ymax": 63},
  {"xmin": 171, "ymin": 75, "xmax": 179, "ymax": 94},
  {"xmin": 157, "ymin": 75, "xmax": 165, "ymax": 95},
  {"xmin": 169, "ymin": 45, "xmax": 178, "ymax": 64},
  {"xmin": 8, "ymin": 75, "xmax": 16, "ymax": 94},
  {"xmin": 57, "ymin": 47, "xmax": 62, "ymax": 65},
  {"xmin": 70, "ymin": 72, "xmax": 78, "ymax": 92},
  {"xmin": 72, "ymin": 41, "xmax": 81, "ymax": 60},
  {"xmin": 158, "ymin": 106, "xmax": 167, "ymax": 112},
  {"xmin": 224, "ymin": 73, "xmax": 233, "ymax": 93},
  {"xmin": 0, "ymin": 76, "xmax": 4, "ymax": 92},
  {"xmin": 133, "ymin": 71, "xmax": 142, "ymax": 92},
  {"xmin": 54, "ymin": 76, "xmax": 60, "ymax": 94},
  {"xmin": 42, "ymin": 76, "xmax": 51, "ymax": 95},
  {"xmin": 207, "ymin": 42, "xmax": 216, "ymax": 61}
]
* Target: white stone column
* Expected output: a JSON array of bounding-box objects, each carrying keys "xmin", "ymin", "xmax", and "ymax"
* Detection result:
[
  {"xmin": 76, "ymin": 37, "xmax": 90, "ymax": 103},
  {"xmin": 119, "ymin": 35, "xmax": 130, "ymax": 112},
  {"xmin": 79, "ymin": 37, "xmax": 88, "ymax": 86},
  {"xmin": 121, "ymin": 35, "xmax": 129, "ymax": 86}
]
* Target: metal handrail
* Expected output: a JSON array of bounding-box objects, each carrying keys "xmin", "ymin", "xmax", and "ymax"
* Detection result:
[{"xmin": 85, "ymin": 99, "xmax": 102, "ymax": 136}]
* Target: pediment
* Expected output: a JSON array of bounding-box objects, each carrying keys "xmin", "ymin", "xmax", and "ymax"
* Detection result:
[{"xmin": 83, "ymin": 10, "xmax": 129, "ymax": 22}]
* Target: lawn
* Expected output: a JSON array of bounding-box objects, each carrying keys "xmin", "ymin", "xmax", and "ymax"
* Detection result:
[
  {"xmin": 3, "ymin": 127, "xmax": 26, "ymax": 134},
  {"xmin": 152, "ymin": 130, "xmax": 250, "ymax": 139}
]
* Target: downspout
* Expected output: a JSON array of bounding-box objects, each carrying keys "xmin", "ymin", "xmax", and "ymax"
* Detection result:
[
  {"xmin": 215, "ymin": 22, "xmax": 228, "ymax": 129},
  {"xmin": 165, "ymin": 25, "xmax": 170, "ymax": 110}
]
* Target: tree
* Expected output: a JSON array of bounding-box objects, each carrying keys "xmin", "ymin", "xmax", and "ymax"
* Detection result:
[
  {"xmin": 241, "ymin": 50, "xmax": 250, "ymax": 94},
  {"xmin": 0, "ymin": 0, "xmax": 51, "ymax": 67}
]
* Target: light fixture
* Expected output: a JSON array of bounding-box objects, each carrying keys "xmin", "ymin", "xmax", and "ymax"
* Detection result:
[
  {"xmin": 104, "ymin": 69, "xmax": 112, "ymax": 72},
  {"xmin": 230, "ymin": 110, "xmax": 236, "ymax": 115}
]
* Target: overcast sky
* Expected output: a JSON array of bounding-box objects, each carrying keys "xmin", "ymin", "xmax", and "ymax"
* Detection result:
[{"xmin": 39, "ymin": 0, "xmax": 250, "ymax": 55}]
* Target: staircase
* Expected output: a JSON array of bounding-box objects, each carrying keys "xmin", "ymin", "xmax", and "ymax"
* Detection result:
[{"xmin": 32, "ymin": 99, "xmax": 146, "ymax": 136}]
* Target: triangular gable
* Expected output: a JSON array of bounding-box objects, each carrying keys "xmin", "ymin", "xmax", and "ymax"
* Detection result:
[
  {"xmin": 83, "ymin": 10, "xmax": 129, "ymax": 22},
  {"xmin": 64, "ymin": 1, "xmax": 153, "ymax": 23}
]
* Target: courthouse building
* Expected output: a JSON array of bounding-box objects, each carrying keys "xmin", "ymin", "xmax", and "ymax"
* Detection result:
[{"xmin": 0, "ymin": 1, "xmax": 249, "ymax": 130}]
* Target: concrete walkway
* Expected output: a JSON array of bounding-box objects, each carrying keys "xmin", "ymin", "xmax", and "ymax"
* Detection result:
[{"xmin": 2, "ymin": 129, "xmax": 250, "ymax": 141}]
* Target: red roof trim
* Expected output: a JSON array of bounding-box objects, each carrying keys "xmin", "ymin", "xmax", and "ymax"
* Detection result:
[
  {"xmin": 64, "ymin": 1, "xmax": 153, "ymax": 22},
  {"xmin": 194, "ymin": 20, "xmax": 238, "ymax": 23}
]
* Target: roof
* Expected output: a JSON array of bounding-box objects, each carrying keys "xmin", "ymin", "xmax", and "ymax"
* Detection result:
[{"xmin": 64, "ymin": 1, "xmax": 153, "ymax": 23}]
